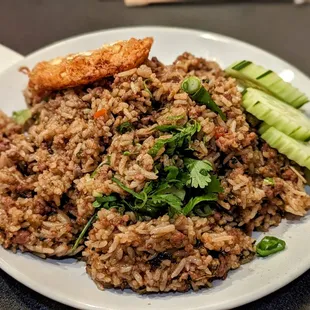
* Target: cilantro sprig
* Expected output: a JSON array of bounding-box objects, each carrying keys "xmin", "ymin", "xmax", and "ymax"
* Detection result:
[
  {"xmin": 148, "ymin": 121, "xmax": 201, "ymax": 157},
  {"xmin": 93, "ymin": 157, "xmax": 222, "ymax": 219},
  {"xmin": 74, "ymin": 120, "xmax": 223, "ymax": 248}
]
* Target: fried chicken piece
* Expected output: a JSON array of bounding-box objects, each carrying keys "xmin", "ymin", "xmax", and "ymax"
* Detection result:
[{"xmin": 27, "ymin": 37, "xmax": 153, "ymax": 93}]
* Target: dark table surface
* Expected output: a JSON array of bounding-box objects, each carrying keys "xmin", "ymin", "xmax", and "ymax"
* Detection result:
[{"xmin": 0, "ymin": 0, "xmax": 310, "ymax": 309}]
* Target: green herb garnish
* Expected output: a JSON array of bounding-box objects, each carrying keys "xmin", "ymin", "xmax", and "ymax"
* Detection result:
[
  {"xmin": 90, "ymin": 157, "xmax": 110, "ymax": 178},
  {"xmin": 183, "ymin": 194, "xmax": 217, "ymax": 216},
  {"xmin": 116, "ymin": 122, "xmax": 134, "ymax": 134},
  {"xmin": 92, "ymin": 155, "xmax": 222, "ymax": 218},
  {"xmin": 74, "ymin": 117, "xmax": 225, "ymax": 248},
  {"xmin": 184, "ymin": 158, "xmax": 212, "ymax": 189},
  {"xmin": 143, "ymin": 79, "xmax": 153, "ymax": 98},
  {"xmin": 207, "ymin": 175, "xmax": 224, "ymax": 193},
  {"xmin": 71, "ymin": 213, "xmax": 97, "ymax": 252},
  {"xmin": 112, "ymin": 177, "xmax": 148, "ymax": 207},
  {"xmin": 12, "ymin": 109, "xmax": 32, "ymax": 125},
  {"xmin": 164, "ymin": 166, "xmax": 179, "ymax": 181},
  {"xmin": 181, "ymin": 76, "xmax": 226, "ymax": 120},
  {"xmin": 263, "ymin": 177, "xmax": 275, "ymax": 186},
  {"xmin": 155, "ymin": 125, "xmax": 180, "ymax": 132},
  {"xmin": 256, "ymin": 236, "xmax": 286, "ymax": 257},
  {"xmin": 148, "ymin": 121, "xmax": 201, "ymax": 157},
  {"xmin": 167, "ymin": 115, "xmax": 184, "ymax": 121}
]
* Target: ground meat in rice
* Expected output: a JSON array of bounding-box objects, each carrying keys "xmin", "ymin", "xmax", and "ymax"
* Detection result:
[
  {"xmin": 0, "ymin": 51, "xmax": 309, "ymax": 292},
  {"xmin": 83, "ymin": 208, "xmax": 255, "ymax": 293}
]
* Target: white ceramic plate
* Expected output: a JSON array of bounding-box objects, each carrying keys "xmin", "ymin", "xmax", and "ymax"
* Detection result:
[{"xmin": 0, "ymin": 26, "xmax": 309, "ymax": 310}]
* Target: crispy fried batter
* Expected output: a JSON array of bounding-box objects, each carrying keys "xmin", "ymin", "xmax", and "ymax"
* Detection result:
[{"xmin": 28, "ymin": 37, "xmax": 154, "ymax": 93}]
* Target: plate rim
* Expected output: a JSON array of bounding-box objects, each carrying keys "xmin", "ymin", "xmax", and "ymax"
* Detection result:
[{"xmin": 0, "ymin": 25, "xmax": 309, "ymax": 310}]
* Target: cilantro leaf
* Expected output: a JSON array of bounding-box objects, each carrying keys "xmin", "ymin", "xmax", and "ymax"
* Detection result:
[
  {"xmin": 96, "ymin": 149, "xmax": 221, "ymax": 220},
  {"xmin": 182, "ymin": 194, "xmax": 217, "ymax": 216},
  {"xmin": 164, "ymin": 166, "xmax": 179, "ymax": 181},
  {"xmin": 151, "ymin": 194, "xmax": 183, "ymax": 217},
  {"xmin": 148, "ymin": 136, "xmax": 173, "ymax": 158},
  {"xmin": 207, "ymin": 175, "xmax": 224, "ymax": 193},
  {"xmin": 143, "ymin": 182, "xmax": 154, "ymax": 195},
  {"xmin": 148, "ymin": 121, "xmax": 201, "ymax": 158},
  {"xmin": 151, "ymin": 194, "xmax": 182, "ymax": 208},
  {"xmin": 166, "ymin": 187, "xmax": 186, "ymax": 201},
  {"xmin": 155, "ymin": 184, "xmax": 186, "ymax": 201},
  {"xmin": 92, "ymin": 200, "xmax": 101, "ymax": 208},
  {"xmin": 184, "ymin": 158, "xmax": 212, "ymax": 189},
  {"xmin": 116, "ymin": 122, "xmax": 134, "ymax": 134},
  {"xmin": 93, "ymin": 194, "xmax": 122, "ymax": 210},
  {"xmin": 96, "ymin": 195, "xmax": 118, "ymax": 203}
]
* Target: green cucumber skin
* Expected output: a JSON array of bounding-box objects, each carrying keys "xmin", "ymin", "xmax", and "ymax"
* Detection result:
[
  {"xmin": 260, "ymin": 125, "xmax": 310, "ymax": 170},
  {"xmin": 225, "ymin": 61, "xmax": 309, "ymax": 107},
  {"xmin": 256, "ymin": 70, "xmax": 273, "ymax": 80},
  {"xmin": 232, "ymin": 61, "xmax": 252, "ymax": 71},
  {"xmin": 243, "ymin": 88, "xmax": 310, "ymax": 141}
]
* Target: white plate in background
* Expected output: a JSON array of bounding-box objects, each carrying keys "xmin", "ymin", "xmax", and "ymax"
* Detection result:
[{"xmin": 0, "ymin": 26, "xmax": 309, "ymax": 310}]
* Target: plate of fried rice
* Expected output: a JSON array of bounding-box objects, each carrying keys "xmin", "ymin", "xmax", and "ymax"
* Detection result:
[{"xmin": 0, "ymin": 26, "xmax": 309, "ymax": 310}]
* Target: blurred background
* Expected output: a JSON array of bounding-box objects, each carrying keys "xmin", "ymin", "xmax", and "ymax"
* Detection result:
[
  {"xmin": 0, "ymin": 0, "xmax": 309, "ymax": 75},
  {"xmin": 0, "ymin": 0, "xmax": 309, "ymax": 309}
]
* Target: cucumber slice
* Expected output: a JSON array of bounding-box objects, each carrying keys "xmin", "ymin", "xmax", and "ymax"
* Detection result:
[
  {"xmin": 225, "ymin": 61, "xmax": 309, "ymax": 108},
  {"xmin": 260, "ymin": 125, "xmax": 310, "ymax": 170},
  {"xmin": 243, "ymin": 88, "xmax": 310, "ymax": 141}
]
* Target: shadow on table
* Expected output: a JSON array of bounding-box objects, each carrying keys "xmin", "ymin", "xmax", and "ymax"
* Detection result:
[{"xmin": 1, "ymin": 267, "xmax": 310, "ymax": 310}]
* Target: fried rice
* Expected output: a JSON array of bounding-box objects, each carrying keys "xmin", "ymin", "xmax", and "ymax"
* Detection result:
[{"xmin": 0, "ymin": 47, "xmax": 309, "ymax": 292}]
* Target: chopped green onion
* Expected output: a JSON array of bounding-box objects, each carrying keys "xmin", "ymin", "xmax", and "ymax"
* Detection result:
[
  {"xmin": 12, "ymin": 109, "xmax": 32, "ymax": 125},
  {"xmin": 143, "ymin": 79, "xmax": 153, "ymax": 98},
  {"xmin": 72, "ymin": 213, "xmax": 97, "ymax": 252},
  {"xmin": 123, "ymin": 151, "xmax": 131, "ymax": 156},
  {"xmin": 181, "ymin": 76, "xmax": 226, "ymax": 120},
  {"xmin": 90, "ymin": 161, "xmax": 107, "ymax": 178},
  {"xmin": 181, "ymin": 76, "xmax": 201, "ymax": 95},
  {"xmin": 167, "ymin": 115, "xmax": 184, "ymax": 121},
  {"xmin": 116, "ymin": 122, "xmax": 134, "ymax": 134},
  {"xmin": 256, "ymin": 236, "xmax": 286, "ymax": 257},
  {"xmin": 155, "ymin": 125, "xmax": 179, "ymax": 132},
  {"xmin": 263, "ymin": 177, "xmax": 275, "ymax": 186},
  {"xmin": 112, "ymin": 177, "xmax": 147, "ymax": 204}
]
